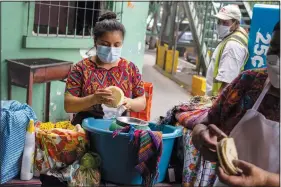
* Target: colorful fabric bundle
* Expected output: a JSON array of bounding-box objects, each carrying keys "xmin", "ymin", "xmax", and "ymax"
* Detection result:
[
  {"xmin": 34, "ymin": 124, "xmax": 89, "ymax": 175},
  {"xmin": 113, "ymin": 125, "xmax": 162, "ymax": 187},
  {"xmin": 175, "ymin": 108, "xmax": 209, "ymax": 129},
  {"xmin": 158, "ymin": 96, "xmax": 216, "ymax": 129}
]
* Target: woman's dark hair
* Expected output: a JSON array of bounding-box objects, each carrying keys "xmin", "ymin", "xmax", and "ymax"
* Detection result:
[{"xmin": 93, "ymin": 11, "xmax": 126, "ymax": 41}]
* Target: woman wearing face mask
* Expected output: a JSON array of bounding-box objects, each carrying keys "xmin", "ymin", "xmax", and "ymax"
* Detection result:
[
  {"xmin": 192, "ymin": 21, "xmax": 280, "ymax": 187},
  {"xmin": 206, "ymin": 4, "xmax": 249, "ymax": 96},
  {"xmin": 64, "ymin": 11, "xmax": 146, "ymax": 125}
]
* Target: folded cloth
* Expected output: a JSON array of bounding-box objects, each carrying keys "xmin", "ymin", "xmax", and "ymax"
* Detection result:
[
  {"xmin": 158, "ymin": 96, "xmax": 216, "ymax": 129},
  {"xmin": 113, "ymin": 125, "xmax": 162, "ymax": 187},
  {"xmin": 175, "ymin": 108, "xmax": 209, "ymax": 129}
]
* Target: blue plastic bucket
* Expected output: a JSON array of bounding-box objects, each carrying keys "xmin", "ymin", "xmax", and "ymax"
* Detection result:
[{"xmin": 82, "ymin": 118, "xmax": 183, "ymax": 185}]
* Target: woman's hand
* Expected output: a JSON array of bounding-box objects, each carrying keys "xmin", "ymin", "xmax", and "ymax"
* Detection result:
[
  {"xmin": 92, "ymin": 89, "xmax": 114, "ymax": 105},
  {"xmin": 217, "ymin": 160, "xmax": 275, "ymax": 187},
  {"xmin": 122, "ymin": 95, "xmax": 146, "ymax": 112},
  {"xmin": 192, "ymin": 124, "xmax": 208, "ymax": 149},
  {"xmin": 192, "ymin": 124, "xmax": 227, "ymax": 161},
  {"xmin": 123, "ymin": 97, "xmax": 133, "ymax": 111}
]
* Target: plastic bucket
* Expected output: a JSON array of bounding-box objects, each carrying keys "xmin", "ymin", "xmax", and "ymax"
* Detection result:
[{"xmin": 82, "ymin": 118, "xmax": 182, "ymax": 185}]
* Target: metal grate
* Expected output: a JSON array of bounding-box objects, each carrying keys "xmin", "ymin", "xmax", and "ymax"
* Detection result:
[{"xmin": 32, "ymin": 1, "xmax": 118, "ymax": 38}]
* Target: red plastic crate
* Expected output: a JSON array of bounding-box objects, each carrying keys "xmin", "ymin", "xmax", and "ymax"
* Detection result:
[{"xmin": 130, "ymin": 82, "xmax": 153, "ymax": 121}]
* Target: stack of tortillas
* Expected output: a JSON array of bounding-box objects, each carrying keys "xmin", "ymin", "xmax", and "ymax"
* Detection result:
[
  {"xmin": 217, "ymin": 138, "xmax": 240, "ymax": 175},
  {"xmin": 104, "ymin": 86, "xmax": 125, "ymax": 108}
]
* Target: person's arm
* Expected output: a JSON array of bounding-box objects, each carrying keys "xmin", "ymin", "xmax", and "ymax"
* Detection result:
[
  {"xmin": 265, "ymin": 172, "xmax": 280, "ymax": 187},
  {"xmin": 218, "ymin": 159, "xmax": 280, "ymax": 187},
  {"xmin": 192, "ymin": 70, "xmax": 269, "ymax": 162},
  {"xmin": 192, "ymin": 123, "xmax": 227, "ymax": 161},
  {"xmin": 124, "ymin": 95, "xmax": 146, "ymax": 112},
  {"xmin": 64, "ymin": 89, "xmax": 113, "ymax": 113},
  {"xmin": 124, "ymin": 62, "xmax": 146, "ymax": 112},
  {"xmin": 192, "ymin": 70, "xmax": 251, "ymax": 156},
  {"xmin": 64, "ymin": 94, "xmax": 96, "ymax": 113}
]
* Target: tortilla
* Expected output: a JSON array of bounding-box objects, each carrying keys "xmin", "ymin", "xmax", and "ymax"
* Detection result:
[
  {"xmin": 104, "ymin": 86, "xmax": 124, "ymax": 108},
  {"xmin": 217, "ymin": 138, "xmax": 239, "ymax": 175}
]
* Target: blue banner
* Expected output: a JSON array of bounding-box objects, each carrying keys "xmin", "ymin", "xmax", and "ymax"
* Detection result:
[{"xmin": 244, "ymin": 4, "xmax": 280, "ymax": 70}]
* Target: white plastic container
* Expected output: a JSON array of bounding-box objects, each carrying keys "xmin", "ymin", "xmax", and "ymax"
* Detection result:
[{"xmin": 20, "ymin": 119, "xmax": 35, "ymax": 180}]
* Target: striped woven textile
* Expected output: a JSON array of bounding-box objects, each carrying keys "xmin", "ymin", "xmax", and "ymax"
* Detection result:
[
  {"xmin": 158, "ymin": 96, "xmax": 217, "ymax": 129},
  {"xmin": 113, "ymin": 125, "xmax": 162, "ymax": 187}
]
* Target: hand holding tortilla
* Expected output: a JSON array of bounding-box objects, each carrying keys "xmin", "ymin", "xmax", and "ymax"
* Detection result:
[
  {"xmin": 92, "ymin": 89, "xmax": 114, "ymax": 105},
  {"xmin": 217, "ymin": 159, "xmax": 274, "ymax": 187},
  {"xmin": 216, "ymin": 138, "xmax": 241, "ymax": 175},
  {"xmin": 192, "ymin": 124, "xmax": 227, "ymax": 161},
  {"xmin": 104, "ymin": 86, "xmax": 125, "ymax": 108}
]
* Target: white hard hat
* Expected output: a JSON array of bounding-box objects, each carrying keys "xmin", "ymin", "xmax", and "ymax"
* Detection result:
[{"xmin": 214, "ymin": 4, "xmax": 242, "ymax": 22}]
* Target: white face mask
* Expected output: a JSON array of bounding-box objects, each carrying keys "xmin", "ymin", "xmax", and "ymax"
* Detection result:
[
  {"xmin": 216, "ymin": 22, "xmax": 234, "ymax": 39},
  {"xmin": 267, "ymin": 55, "xmax": 280, "ymax": 88}
]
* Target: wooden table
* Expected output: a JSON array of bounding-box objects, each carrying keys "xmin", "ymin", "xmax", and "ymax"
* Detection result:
[{"xmin": 6, "ymin": 58, "xmax": 73, "ymax": 122}]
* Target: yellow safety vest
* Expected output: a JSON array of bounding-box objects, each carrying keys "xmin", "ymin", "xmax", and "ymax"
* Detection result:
[{"xmin": 212, "ymin": 28, "xmax": 249, "ymax": 96}]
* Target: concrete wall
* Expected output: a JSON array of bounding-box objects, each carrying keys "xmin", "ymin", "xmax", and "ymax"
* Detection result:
[
  {"xmin": 0, "ymin": 2, "xmax": 149, "ymax": 121},
  {"xmin": 120, "ymin": 2, "xmax": 149, "ymax": 70}
]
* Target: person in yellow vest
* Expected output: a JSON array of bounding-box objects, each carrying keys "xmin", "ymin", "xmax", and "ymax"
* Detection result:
[{"xmin": 206, "ymin": 4, "xmax": 249, "ymax": 96}]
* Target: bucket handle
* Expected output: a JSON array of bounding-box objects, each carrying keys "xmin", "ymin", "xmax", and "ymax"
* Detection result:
[{"xmin": 170, "ymin": 126, "xmax": 183, "ymax": 138}]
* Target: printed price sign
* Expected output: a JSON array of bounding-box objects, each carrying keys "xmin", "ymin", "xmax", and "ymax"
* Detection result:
[
  {"xmin": 244, "ymin": 4, "xmax": 279, "ymax": 70},
  {"xmin": 250, "ymin": 29, "xmax": 271, "ymax": 68}
]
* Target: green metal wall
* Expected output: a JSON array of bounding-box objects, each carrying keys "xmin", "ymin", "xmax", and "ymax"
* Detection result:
[{"xmin": 0, "ymin": 2, "xmax": 149, "ymax": 121}]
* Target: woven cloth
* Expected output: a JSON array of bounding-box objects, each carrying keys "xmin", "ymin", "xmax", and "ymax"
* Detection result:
[
  {"xmin": 158, "ymin": 96, "xmax": 216, "ymax": 129},
  {"xmin": 113, "ymin": 125, "xmax": 162, "ymax": 187},
  {"xmin": 0, "ymin": 100, "xmax": 37, "ymax": 184}
]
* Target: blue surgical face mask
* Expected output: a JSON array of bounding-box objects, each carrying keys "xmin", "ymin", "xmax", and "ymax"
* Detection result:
[{"xmin": 96, "ymin": 45, "xmax": 122, "ymax": 63}]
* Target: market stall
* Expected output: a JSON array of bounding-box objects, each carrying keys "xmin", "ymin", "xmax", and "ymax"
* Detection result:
[{"xmin": 0, "ymin": 83, "xmax": 184, "ymax": 187}]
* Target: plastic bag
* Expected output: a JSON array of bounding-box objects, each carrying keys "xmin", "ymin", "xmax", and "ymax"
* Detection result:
[
  {"xmin": 68, "ymin": 153, "xmax": 101, "ymax": 187},
  {"xmin": 34, "ymin": 123, "xmax": 88, "ymax": 175},
  {"xmin": 46, "ymin": 160, "xmax": 80, "ymax": 182}
]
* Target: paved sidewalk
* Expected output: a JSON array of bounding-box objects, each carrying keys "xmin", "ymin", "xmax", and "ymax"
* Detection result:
[{"xmin": 142, "ymin": 50, "xmax": 192, "ymax": 122}]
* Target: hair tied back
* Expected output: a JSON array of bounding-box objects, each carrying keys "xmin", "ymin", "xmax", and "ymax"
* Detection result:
[{"xmin": 98, "ymin": 11, "xmax": 117, "ymax": 22}]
